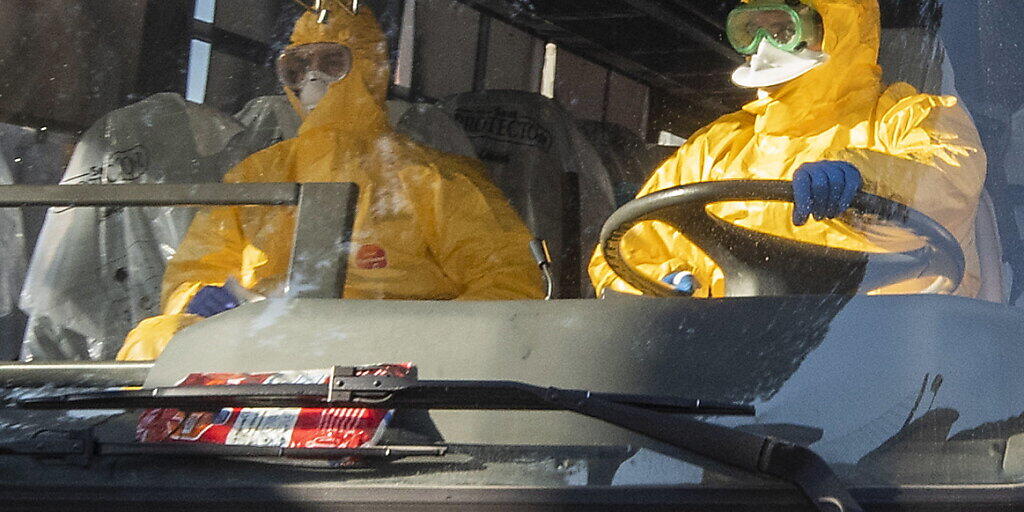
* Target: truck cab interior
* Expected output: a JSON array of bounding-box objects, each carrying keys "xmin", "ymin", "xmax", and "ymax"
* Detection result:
[{"xmin": 1, "ymin": 1, "xmax": 1024, "ymax": 510}]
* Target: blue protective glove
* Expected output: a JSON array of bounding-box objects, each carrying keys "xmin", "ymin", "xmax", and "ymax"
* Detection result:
[
  {"xmin": 662, "ymin": 271, "xmax": 698, "ymax": 296},
  {"xmin": 186, "ymin": 285, "xmax": 240, "ymax": 318},
  {"xmin": 791, "ymin": 161, "xmax": 862, "ymax": 226}
]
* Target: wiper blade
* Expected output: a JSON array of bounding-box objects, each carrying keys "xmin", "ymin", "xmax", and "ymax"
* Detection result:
[
  {"xmin": 18, "ymin": 366, "xmax": 857, "ymax": 511},
  {"xmin": 542, "ymin": 386, "xmax": 863, "ymax": 512},
  {"xmin": 19, "ymin": 367, "xmax": 753, "ymax": 416},
  {"xmin": 0, "ymin": 429, "xmax": 445, "ymax": 466}
]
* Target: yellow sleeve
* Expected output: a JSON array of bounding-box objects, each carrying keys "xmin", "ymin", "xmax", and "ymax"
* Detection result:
[
  {"xmin": 160, "ymin": 205, "xmax": 269, "ymax": 314},
  {"xmin": 842, "ymin": 98, "xmax": 986, "ymax": 296},
  {"xmin": 405, "ymin": 161, "xmax": 543, "ymax": 300},
  {"xmin": 836, "ymin": 156, "xmax": 985, "ymax": 295},
  {"xmin": 160, "ymin": 157, "xmax": 272, "ymax": 314},
  {"xmin": 588, "ymin": 138, "xmax": 717, "ymax": 297},
  {"xmin": 119, "ymin": 209, "xmax": 248, "ymax": 361},
  {"xmin": 854, "ymin": 97, "xmax": 985, "ymax": 209},
  {"xmin": 840, "ymin": 148, "xmax": 985, "ymax": 235},
  {"xmin": 117, "ymin": 314, "xmax": 204, "ymax": 361}
]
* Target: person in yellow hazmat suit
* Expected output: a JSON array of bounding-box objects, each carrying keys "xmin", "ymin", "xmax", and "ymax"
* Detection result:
[
  {"xmin": 117, "ymin": 2, "xmax": 542, "ymax": 360},
  {"xmin": 589, "ymin": 0, "xmax": 987, "ymax": 298}
]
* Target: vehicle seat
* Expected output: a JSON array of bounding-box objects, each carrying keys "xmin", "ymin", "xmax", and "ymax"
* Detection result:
[
  {"xmin": 436, "ymin": 90, "xmax": 617, "ymax": 298},
  {"xmin": 18, "ymin": 94, "xmax": 295, "ymax": 361},
  {"xmin": 396, "ymin": 102, "xmax": 478, "ymax": 159},
  {"xmin": 575, "ymin": 120, "xmax": 652, "ymax": 207},
  {"xmin": 974, "ymin": 190, "xmax": 1005, "ymax": 302},
  {"xmin": 231, "ymin": 95, "xmax": 302, "ymax": 153}
]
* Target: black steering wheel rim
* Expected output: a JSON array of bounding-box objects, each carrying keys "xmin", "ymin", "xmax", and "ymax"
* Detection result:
[{"xmin": 600, "ymin": 180, "xmax": 965, "ymax": 298}]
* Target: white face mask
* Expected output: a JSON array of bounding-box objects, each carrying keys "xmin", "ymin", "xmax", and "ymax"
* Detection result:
[
  {"xmin": 731, "ymin": 39, "xmax": 828, "ymax": 89},
  {"xmin": 296, "ymin": 70, "xmax": 337, "ymax": 113}
]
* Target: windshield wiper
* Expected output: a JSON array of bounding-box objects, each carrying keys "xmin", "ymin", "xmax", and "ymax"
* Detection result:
[
  {"xmin": 19, "ymin": 366, "xmax": 858, "ymax": 511},
  {"xmin": 18, "ymin": 366, "xmax": 754, "ymax": 415},
  {"xmin": 0, "ymin": 429, "xmax": 445, "ymax": 466}
]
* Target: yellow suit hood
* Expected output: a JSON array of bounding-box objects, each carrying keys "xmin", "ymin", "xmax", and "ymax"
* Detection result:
[
  {"xmin": 743, "ymin": 0, "xmax": 883, "ymax": 136},
  {"xmin": 284, "ymin": 2, "xmax": 391, "ymax": 135},
  {"xmin": 589, "ymin": 0, "xmax": 987, "ymax": 299}
]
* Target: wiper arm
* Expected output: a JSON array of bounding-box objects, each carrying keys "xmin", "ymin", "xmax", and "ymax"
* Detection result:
[
  {"xmin": 19, "ymin": 366, "xmax": 858, "ymax": 511},
  {"xmin": 19, "ymin": 366, "xmax": 753, "ymax": 416},
  {"xmin": 542, "ymin": 386, "xmax": 862, "ymax": 512}
]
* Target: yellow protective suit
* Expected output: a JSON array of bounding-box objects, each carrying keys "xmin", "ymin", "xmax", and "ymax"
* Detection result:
[
  {"xmin": 590, "ymin": 0, "xmax": 986, "ymax": 298},
  {"xmin": 118, "ymin": 4, "xmax": 542, "ymax": 361}
]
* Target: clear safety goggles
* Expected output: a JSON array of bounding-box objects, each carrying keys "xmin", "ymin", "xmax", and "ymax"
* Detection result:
[
  {"xmin": 726, "ymin": 1, "xmax": 823, "ymax": 56},
  {"xmin": 276, "ymin": 42, "xmax": 353, "ymax": 89}
]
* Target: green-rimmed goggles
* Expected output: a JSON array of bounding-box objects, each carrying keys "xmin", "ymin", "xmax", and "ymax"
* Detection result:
[{"xmin": 726, "ymin": 1, "xmax": 823, "ymax": 56}]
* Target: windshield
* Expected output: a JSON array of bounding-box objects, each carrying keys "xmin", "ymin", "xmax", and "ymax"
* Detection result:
[{"xmin": 1, "ymin": 0, "xmax": 1024, "ymax": 506}]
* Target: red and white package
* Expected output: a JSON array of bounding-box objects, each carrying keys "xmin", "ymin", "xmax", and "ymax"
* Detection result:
[{"xmin": 136, "ymin": 364, "xmax": 413, "ymax": 451}]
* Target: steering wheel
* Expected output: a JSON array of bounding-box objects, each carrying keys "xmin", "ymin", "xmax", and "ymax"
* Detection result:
[{"xmin": 600, "ymin": 180, "xmax": 965, "ymax": 297}]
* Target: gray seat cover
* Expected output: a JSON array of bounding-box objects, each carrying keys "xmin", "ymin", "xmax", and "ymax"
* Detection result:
[{"xmin": 438, "ymin": 90, "xmax": 616, "ymax": 297}]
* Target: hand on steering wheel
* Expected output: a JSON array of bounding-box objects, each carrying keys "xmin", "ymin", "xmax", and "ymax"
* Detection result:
[
  {"xmin": 662, "ymin": 271, "xmax": 699, "ymax": 296},
  {"xmin": 599, "ymin": 180, "xmax": 965, "ymax": 297},
  {"xmin": 792, "ymin": 161, "xmax": 862, "ymax": 226}
]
